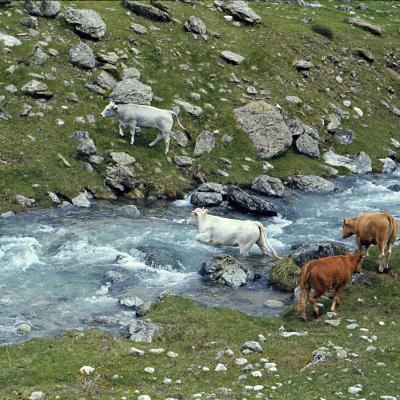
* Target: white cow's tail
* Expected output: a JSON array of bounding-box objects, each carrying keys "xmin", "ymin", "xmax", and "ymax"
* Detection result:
[
  {"xmin": 170, "ymin": 111, "xmax": 192, "ymax": 140},
  {"xmin": 256, "ymin": 222, "xmax": 281, "ymax": 259}
]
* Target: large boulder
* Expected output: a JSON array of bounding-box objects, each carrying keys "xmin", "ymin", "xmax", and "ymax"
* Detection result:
[
  {"xmin": 323, "ymin": 150, "xmax": 372, "ymax": 174},
  {"xmin": 191, "ymin": 191, "xmax": 223, "ymax": 206},
  {"xmin": 105, "ymin": 165, "xmax": 136, "ymax": 192},
  {"xmin": 184, "ymin": 16, "xmax": 207, "ymax": 35},
  {"xmin": 194, "ymin": 131, "xmax": 215, "ymax": 157},
  {"xmin": 137, "ymin": 245, "xmax": 184, "ymax": 272},
  {"xmin": 379, "ymin": 158, "xmax": 396, "ymax": 174},
  {"xmin": 269, "ymin": 257, "xmax": 299, "ymax": 292},
  {"xmin": 286, "ymin": 175, "xmax": 335, "ymax": 193},
  {"xmin": 347, "ymin": 17, "xmax": 382, "ymax": 36},
  {"xmin": 227, "ymin": 186, "xmax": 278, "ymax": 216},
  {"xmin": 220, "ymin": 0, "xmax": 261, "ymax": 24},
  {"xmin": 251, "ymin": 175, "xmax": 284, "ymax": 197},
  {"xmin": 69, "ymin": 42, "xmax": 96, "ymax": 69},
  {"xmin": 290, "ymin": 242, "xmax": 349, "ymax": 267},
  {"xmin": 41, "ymin": 0, "xmax": 60, "ymax": 17},
  {"xmin": 295, "ymin": 133, "xmax": 320, "ymax": 159},
  {"xmin": 200, "ymin": 253, "xmax": 249, "ymax": 288},
  {"xmin": 111, "ymin": 79, "xmax": 153, "ymax": 105},
  {"xmin": 234, "ymin": 101, "xmax": 292, "ymax": 159},
  {"xmin": 123, "ymin": 0, "xmax": 171, "ymax": 22},
  {"xmin": 65, "ymin": 8, "xmax": 107, "ymax": 40}
]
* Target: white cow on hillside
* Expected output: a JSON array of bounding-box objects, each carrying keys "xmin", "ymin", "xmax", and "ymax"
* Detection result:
[
  {"xmin": 100, "ymin": 101, "xmax": 188, "ymax": 154},
  {"xmin": 190, "ymin": 208, "xmax": 281, "ymax": 258}
]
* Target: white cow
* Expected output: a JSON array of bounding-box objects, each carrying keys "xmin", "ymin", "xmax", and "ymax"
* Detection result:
[
  {"xmin": 191, "ymin": 208, "xmax": 281, "ymax": 258},
  {"xmin": 100, "ymin": 101, "xmax": 189, "ymax": 154}
]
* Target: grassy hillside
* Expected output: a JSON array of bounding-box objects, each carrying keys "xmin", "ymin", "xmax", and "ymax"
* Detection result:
[
  {"xmin": 0, "ymin": 0, "xmax": 399, "ymax": 212},
  {"xmin": 0, "ymin": 249, "xmax": 399, "ymax": 399}
]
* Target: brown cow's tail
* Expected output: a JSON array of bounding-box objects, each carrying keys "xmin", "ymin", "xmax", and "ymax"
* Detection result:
[
  {"xmin": 297, "ymin": 262, "xmax": 313, "ymax": 320},
  {"xmin": 386, "ymin": 213, "xmax": 398, "ymax": 246}
]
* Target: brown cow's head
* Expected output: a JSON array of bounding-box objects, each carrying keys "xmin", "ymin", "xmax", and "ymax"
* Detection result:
[{"xmin": 342, "ymin": 218, "xmax": 355, "ymax": 239}]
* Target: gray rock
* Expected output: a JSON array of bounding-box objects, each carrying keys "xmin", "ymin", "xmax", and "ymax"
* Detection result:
[
  {"xmin": 194, "ymin": 131, "xmax": 215, "ymax": 157},
  {"xmin": 41, "ymin": 0, "xmax": 60, "ymax": 18},
  {"xmin": 1, "ymin": 211, "xmax": 15, "ymax": 218},
  {"xmin": 65, "ymin": 8, "xmax": 107, "ymax": 40},
  {"xmin": 118, "ymin": 205, "xmax": 140, "ymax": 217},
  {"xmin": 15, "ymin": 195, "xmax": 35, "ymax": 207},
  {"xmin": 32, "ymin": 47, "xmax": 48, "ymax": 66},
  {"xmin": 95, "ymin": 71, "xmax": 118, "ymax": 90},
  {"xmin": 323, "ymin": 150, "xmax": 372, "ymax": 174},
  {"xmin": 220, "ymin": 0, "xmax": 261, "ymax": 24},
  {"xmin": 72, "ymin": 192, "xmax": 91, "ymax": 208},
  {"xmin": 111, "ymin": 79, "xmax": 153, "ymax": 105},
  {"xmin": 174, "ymin": 99, "xmax": 202, "ymax": 117},
  {"xmin": 136, "ymin": 302, "xmax": 152, "ymax": 317},
  {"xmin": 138, "ymin": 245, "xmax": 184, "ymax": 272},
  {"xmin": 379, "ymin": 158, "xmax": 396, "ymax": 174},
  {"xmin": 0, "ymin": 108, "xmax": 11, "ymax": 121},
  {"xmin": 128, "ymin": 319, "xmax": 162, "ymax": 343},
  {"xmin": 191, "ymin": 191, "xmax": 223, "ymax": 206},
  {"xmin": 388, "ymin": 184, "xmax": 400, "ymax": 192},
  {"xmin": 286, "ymin": 175, "xmax": 335, "ymax": 192},
  {"xmin": 251, "ymin": 175, "xmax": 284, "ymax": 197},
  {"xmin": 48, "ymin": 191, "xmax": 61, "ymax": 204},
  {"xmin": 200, "ymin": 253, "xmax": 248, "ymax": 288},
  {"xmin": 105, "ymin": 270, "xmax": 125, "ymax": 284},
  {"xmin": 184, "ymin": 16, "xmax": 207, "ymax": 35},
  {"xmin": 264, "ymin": 299, "xmax": 284, "ymax": 309},
  {"xmin": 326, "ymin": 114, "xmax": 341, "ymax": 133},
  {"xmin": 334, "ymin": 130, "xmax": 354, "ymax": 145},
  {"xmin": 24, "ymin": 0, "xmax": 42, "ymax": 16},
  {"xmin": 121, "ymin": 67, "xmax": 141, "ymax": 80},
  {"xmin": 120, "ymin": 296, "xmax": 144, "ymax": 308},
  {"xmin": 20, "ymin": 16, "xmax": 38, "ymax": 29},
  {"xmin": 76, "ymin": 138, "xmax": 96, "ymax": 157},
  {"xmin": 0, "ymin": 31, "xmax": 21, "ymax": 47},
  {"xmin": 69, "ymin": 42, "xmax": 96, "ymax": 69},
  {"xmin": 220, "ymin": 50, "xmax": 245, "ymax": 65},
  {"xmin": 234, "ymin": 101, "xmax": 292, "ymax": 159},
  {"xmin": 105, "ymin": 165, "xmax": 136, "ymax": 192},
  {"xmin": 173, "ymin": 155, "xmax": 194, "ymax": 167},
  {"xmin": 15, "ymin": 322, "xmax": 32, "ymax": 336},
  {"xmin": 290, "ymin": 242, "xmax": 349, "ymax": 267},
  {"xmin": 170, "ymin": 131, "xmax": 188, "ymax": 147},
  {"xmin": 348, "ymin": 17, "xmax": 382, "ymax": 36},
  {"xmin": 197, "ymin": 182, "xmax": 224, "ymax": 193},
  {"xmin": 110, "ymin": 151, "xmax": 136, "ymax": 166},
  {"xmin": 131, "ymin": 22, "xmax": 148, "ymax": 34},
  {"xmin": 243, "ymin": 341, "xmax": 263, "ymax": 352},
  {"xmin": 286, "ymin": 95, "xmax": 302, "ymax": 105},
  {"xmin": 295, "ymin": 133, "xmax": 320, "ymax": 159},
  {"xmin": 293, "ymin": 59, "xmax": 314, "ymax": 70},
  {"xmin": 227, "ymin": 186, "xmax": 278, "ymax": 216},
  {"xmin": 70, "ymin": 130, "xmax": 89, "ymax": 141},
  {"xmin": 123, "ymin": 0, "xmax": 171, "ymax": 22},
  {"xmin": 21, "ymin": 79, "xmax": 47, "ymax": 94}
]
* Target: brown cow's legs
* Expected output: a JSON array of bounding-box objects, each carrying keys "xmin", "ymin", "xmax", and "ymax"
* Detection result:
[
  {"xmin": 308, "ymin": 291, "xmax": 322, "ymax": 319},
  {"xmin": 331, "ymin": 287, "xmax": 344, "ymax": 311},
  {"xmin": 378, "ymin": 241, "xmax": 385, "ymax": 273},
  {"xmin": 384, "ymin": 244, "xmax": 393, "ymax": 271}
]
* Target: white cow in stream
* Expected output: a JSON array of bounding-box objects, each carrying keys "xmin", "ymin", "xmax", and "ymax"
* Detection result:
[
  {"xmin": 191, "ymin": 208, "xmax": 281, "ymax": 258},
  {"xmin": 100, "ymin": 101, "xmax": 189, "ymax": 154}
]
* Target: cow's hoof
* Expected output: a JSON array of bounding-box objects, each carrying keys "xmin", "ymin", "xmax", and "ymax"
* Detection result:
[{"xmin": 313, "ymin": 312, "xmax": 319, "ymax": 319}]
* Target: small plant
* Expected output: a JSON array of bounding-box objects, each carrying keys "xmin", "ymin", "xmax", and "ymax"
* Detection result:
[{"xmin": 311, "ymin": 24, "xmax": 334, "ymax": 40}]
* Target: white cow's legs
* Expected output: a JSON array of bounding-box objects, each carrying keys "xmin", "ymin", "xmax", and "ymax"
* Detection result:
[
  {"xmin": 149, "ymin": 132, "xmax": 163, "ymax": 147},
  {"xmin": 119, "ymin": 123, "xmax": 125, "ymax": 137},
  {"xmin": 129, "ymin": 121, "xmax": 137, "ymax": 145}
]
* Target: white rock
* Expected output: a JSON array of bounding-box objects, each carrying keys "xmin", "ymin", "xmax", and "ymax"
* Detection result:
[
  {"xmin": 253, "ymin": 385, "xmax": 264, "ymax": 391},
  {"xmin": 79, "ymin": 366, "xmax": 95, "ymax": 376},
  {"xmin": 264, "ymin": 299, "xmax": 284, "ymax": 309},
  {"xmin": 236, "ymin": 358, "xmax": 248, "ymax": 365},
  {"xmin": 167, "ymin": 351, "xmax": 178, "ymax": 358},
  {"xmin": 163, "ymin": 378, "xmax": 172, "ymax": 385},
  {"xmin": 366, "ymin": 346, "xmax": 376, "ymax": 352},
  {"xmin": 346, "ymin": 323, "xmax": 359, "ymax": 330},
  {"xmin": 343, "ymin": 100, "xmax": 352, "ymax": 107},
  {"xmin": 130, "ymin": 347, "xmax": 145, "ymax": 357},
  {"xmin": 280, "ymin": 331, "xmax": 307, "ymax": 338},
  {"xmin": 335, "ymin": 76, "xmax": 343, "ymax": 84},
  {"xmin": 144, "ymin": 367, "xmax": 155, "ymax": 374},
  {"xmin": 251, "ymin": 370, "xmax": 263, "ymax": 378},
  {"xmin": 149, "ymin": 348, "xmax": 165, "ymax": 354},
  {"xmin": 353, "ymin": 107, "xmax": 363, "ymax": 117},
  {"xmin": 380, "ymin": 396, "xmax": 397, "ymax": 400},
  {"xmin": 223, "ymin": 15, "xmax": 233, "ymax": 21},
  {"xmin": 258, "ymin": 334, "xmax": 266, "ymax": 342},
  {"xmin": 378, "ymin": 321, "xmax": 385, "ymax": 326},
  {"xmin": 138, "ymin": 396, "xmax": 151, "ymax": 400},
  {"xmin": 215, "ymin": 363, "xmax": 227, "ymax": 372},
  {"xmin": 347, "ymin": 384, "xmax": 363, "ymax": 395},
  {"xmin": 29, "ymin": 392, "xmax": 45, "ymax": 400},
  {"xmin": 0, "ymin": 31, "xmax": 22, "ymax": 47}
]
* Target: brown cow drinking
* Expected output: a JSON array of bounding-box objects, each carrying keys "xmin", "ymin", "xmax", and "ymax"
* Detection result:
[
  {"xmin": 297, "ymin": 253, "xmax": 363, "ymax": 321},
  {"xmin": 342, "ymin": 212, "xmax": 398, "ymax": 273}
]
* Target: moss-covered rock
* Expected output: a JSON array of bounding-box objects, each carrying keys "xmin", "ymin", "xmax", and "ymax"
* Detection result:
[{"xmin": 269, "ymin": 257, "xmax": 300, "ymax": 292}]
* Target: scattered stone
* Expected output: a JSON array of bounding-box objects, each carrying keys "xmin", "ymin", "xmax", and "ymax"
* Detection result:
[
  {"xmin": 110, "ymin": 151, "xmax": 136, "ymax": 166},
  {"xmin": 215, "ymin": 363, "xmax": 227, "ymax": 372},
  {"xmin": 0, "ymin": 31, "xmax": 21, "ymax": 47},
  {"xmin": 31, "ymin": 47, "xmax": 48, "ymax": 66},
  {"xmin": 105, "ymin": 165, "xmax": 136, "ymax": 192},
  {"xmin": 335, "ymin": 130, "xmax": 354, "ymax": 145},
  {"xmin": 111, "ymin": 79, "xmax": 153, "ymax": 105},
  {"xmin": 286, "ymin": 175, "xmax": 335, "ymax": 193},
  {"xmin": 72, "ymin": 192, "xmax": 91, "ymax": 208},
  {"xmin": 247, "ymin": 86, "xmax": 257, "ymax": 95},
  {"xmin": 326, "ymin": 113, "xmax": 341, "ymax": 133},
  {"xmin": 121, "ymin": 67, "xmax": 141, "ymax": 80},
  {"xmin": 348, "ymin": 17, "xmax": 382, "ymax": 35},
  {"xmin": 167, "ymin": 351, "xmax": 178, "ymax": 358},
  {"xmin": 354, "ymin": 48, "xmax": 374, "ymax": 63},
  {"xmin": 379, "ymin": 158, "xmax": 396, "ymax": 174},
  {"xmin": 264, "ymin": 299, "xmax": 284, "ymax": 309},
  {"xmin": 191, "ymin": 191, "xmax": 223, "ymax": 207},
  {"xmin": 286, "ymin": 95, "xmax": 302, "ymax": 105},
  {"xmin": 174, "ymin": 99, "xmax": 202, "ymax": 117},
  {"xmin": 184, "ymin": 16, "xmax": 207, "ymax": 35},
  {"xmin": 243, "ymin": 341, "xmax": 263, "ymax": 353},
  {"xmin": 325, "ymin": 319, "xmax": 341, "ymax": 327},
  {"xmin": 173, "ymin": 155, "xmax": 193, "ymax": 167},
  {"xmin": 227, "ymin": 186, "xmax": 278, "ymax": 216},
  {"xmin": 194, "ymin": 130, "xmax": 215, "ymax": 157},
  {"xmin": 219, "ymin": 0, "xmax": 261, "ymax": 24},
  {"xmin": 234, "ymin": 101, "xmax": 292, "ymax": 159},
  {"xmin": 119, "ymin": 205, "xmax": 140, "ymax": 217},
  {"xmin": 323, "ymin": 150, "xmax": 372, "ymax": 174},
  {"xmin": 144, "ymin": 367, "xmax": 155, "ymax": 374},
  {"xmin": 1, "ymin": 211, "xmax": 15, "ymax": 218},
  {"xmin": 251, "ymin": 175, "xmax": 284, "ymax": 197},
  {"xmin": 69, "ymin": 42, "xmax": 96, "ymax": 69},
  {"xmin": 15, "ymin": 195, "xmax": 35, "ymax": 207},
  {"xmin": 65, "ymin": 8, "xmax": 107, "ymax": 40},
  {"xmin": 77, "ymin": 138, "xmax": 96, "ymax": 158},
  {"xmin": 220, "ymin": 50, "xmax": 245, "ymax": 65},
  {"xmin": 347, "ymin": 384, "xmax": 363, "ymax": 395},
  {"xmin": 24, "ymin": 0, "xmax": 42, "ymax": 16},
  {"xmin": 200, "ymin": 254, "xmax": 248, "ymax": 288},
  {"xmin": 41, "ymin": 0, "xmax": 61, "ymax": 18},
  {"xmin": 21, "ymin": 80, "xmax": 51, "ymax": 99},
  {"xmin": 15, "ymin": 322, "xmax": 32, "ymax": 335},
  {"xmin": 236, "ymin": 357, "xmax": 248, "ymax": 365},
  {"xmin": 29, "ymin": 392, "xmax": 44, "ymax": 400},
  {"xmin": 95, "ymin": 71, "xmax": 118, "ymax": 90},
  {"xmin": 131, "ymin": 22, "xmax": 147, "ymax": 34},
  {"xmin": 0, "ymin": 108, "xmax": 11, "ymax": 121},
  {"xmin": 128, "ymin": 319, "xmax": 162, "ymax": 342},
  {"xmin": 20, "ymin": 16, "xmax": 38, "ymax": 29},
  {"xmin": 123, "ymin": 0, "xmax": 172, "ymax": 22},
  {"xmin": 79, "ymin": 366, "xmax": 95, "ymax": 376},
  {"xmin": 295, "ymin": 134, "xmax": 320, "ymax": 159},
  {"xmin": 353, "ymin": 107, "xmax": 363, "ymax": 118},
  {"xmin": 48, "ymin": 191, "xmax": 61, "ymax": 204},
  {"xmin": 293, "ymin": 59, "xmax": 314, "ymax": 70}
]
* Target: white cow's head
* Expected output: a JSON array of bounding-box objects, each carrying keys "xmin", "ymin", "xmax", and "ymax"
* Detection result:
[
  {"xmin": 101, "ymin": 101, "xmax": 118, "ymax": 118},
  {"xmin": 190, "ymin": 207, "xmax": 208, "ymax": 226}
]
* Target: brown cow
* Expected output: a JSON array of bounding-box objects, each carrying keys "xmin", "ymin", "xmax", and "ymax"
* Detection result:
[
  {"xmin": 297, "ymin": 253, "xmax": 363, "ymax": 321},
  {"xmin": 342, "ymin": 212, "xmax": 398, "ymax": 273}
]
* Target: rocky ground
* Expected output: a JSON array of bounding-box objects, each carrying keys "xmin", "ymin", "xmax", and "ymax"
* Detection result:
[
  {"xmin": 0, "ymin": 248, "xmax": 399, "ymax": 400},
  {"xmin": 0, "ymin": 0, "xmax": 399, "ymax": 213}
]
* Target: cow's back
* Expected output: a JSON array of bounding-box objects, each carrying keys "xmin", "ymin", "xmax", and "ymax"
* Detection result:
[{"xmin": 356, "ymin": 212, "xmax": 397, "ymax": 244}]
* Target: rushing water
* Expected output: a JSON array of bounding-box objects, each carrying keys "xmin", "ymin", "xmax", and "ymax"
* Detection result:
[{"xmin": 1, "ymin": 172, "xmax": 400, "ymax": 344}]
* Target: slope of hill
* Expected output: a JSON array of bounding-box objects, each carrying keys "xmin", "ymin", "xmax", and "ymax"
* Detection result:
[{"xmin": 0, "ymin": 0, "xmax": 399, "ymax": 213}]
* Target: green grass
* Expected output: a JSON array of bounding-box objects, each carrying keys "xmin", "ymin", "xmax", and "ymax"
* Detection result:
[
  {"xmin": 1, "ymin": 249, "xmax": 399, "ymax": 399},
  {"xmin": 1, "ymin": 0, "xmax": 400, "ymax": 212}
]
